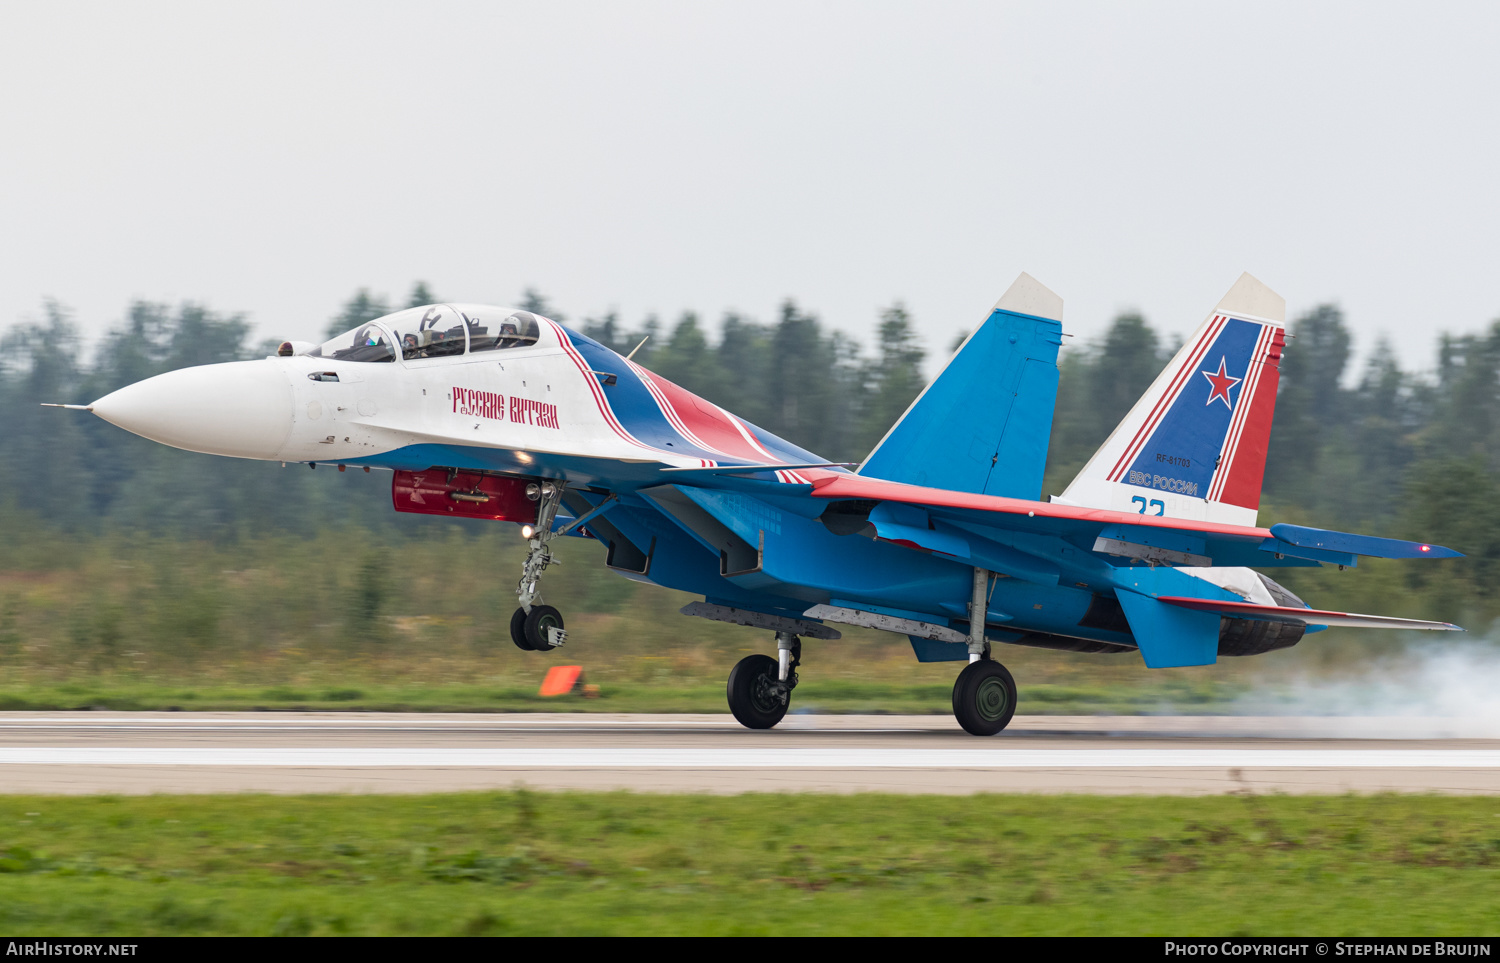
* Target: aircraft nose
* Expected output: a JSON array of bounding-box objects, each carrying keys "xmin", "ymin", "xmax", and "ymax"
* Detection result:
[{"xmin": 91, "ymin": 360, "xmax": 295, "ymax": 460}]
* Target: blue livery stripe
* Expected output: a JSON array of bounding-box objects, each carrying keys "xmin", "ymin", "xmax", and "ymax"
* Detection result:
[
  {"xmin": 559, "ymin": 327, "xmax": 822, "ymax": 467},
  {"xmin": 1122, "ymin": 318, "xmax": 1264, "ymax": 498}
]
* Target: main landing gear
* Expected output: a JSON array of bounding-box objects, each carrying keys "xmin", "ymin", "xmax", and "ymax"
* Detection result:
[
  {"xmin": 950, "ymin": 566, "xmax": 1017, "ymax": 736},
  {"xmin": 510, "ymin": 480, "xmax": 569, "ymax": 653},
  {"xmin": 726, "ymin": 631, "xmax": 801, "ymax": 728}
]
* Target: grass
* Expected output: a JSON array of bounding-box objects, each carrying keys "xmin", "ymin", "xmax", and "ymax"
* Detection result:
[
  {"xmin": 0, "ymin": 792, "xmax": 1497, "ymax": 935},
  {"xmin": 0, "ymin": 676, "xmax": 1250, "ymax": 715}
]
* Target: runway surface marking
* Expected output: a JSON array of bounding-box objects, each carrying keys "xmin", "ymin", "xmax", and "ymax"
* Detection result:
[{"xmin": 4, "ymin": 747, "xmax": 1498, "ymax": 768}]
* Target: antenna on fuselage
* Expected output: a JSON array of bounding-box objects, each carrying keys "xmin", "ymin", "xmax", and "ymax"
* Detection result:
[{"xmin": 624, "ymin": 336, "xmax": 649, "ymax": 361}]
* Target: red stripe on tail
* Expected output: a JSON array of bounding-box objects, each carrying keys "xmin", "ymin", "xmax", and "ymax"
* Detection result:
[{"xmin": 1214, "ymin": 327, "xmax": 1284, "ymax": 510}]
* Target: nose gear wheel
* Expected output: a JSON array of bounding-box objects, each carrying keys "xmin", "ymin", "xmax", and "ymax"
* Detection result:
[
  {"xmin": 509, "ymin": 607, "xmax": 533, "ymax": 651},
  {"xmin": 523, "ymin": 604, "xmax": 566, "ymax": 650}
]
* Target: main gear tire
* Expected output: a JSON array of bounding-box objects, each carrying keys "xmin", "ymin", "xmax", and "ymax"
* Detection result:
[
  {"xmin": 522, "ymin": 605, "xmax": 564, "ymax": 651},
  {"xmin": 952, "ymin": 659, "xmax": 1017, "ymax": 736},
  {"xmin": 726, "ymin": 653, "xmax": 789, "ymax": 730},
  {"xmin": 510, "ymin": 607, "xmax": 535, "ymax": 651}
]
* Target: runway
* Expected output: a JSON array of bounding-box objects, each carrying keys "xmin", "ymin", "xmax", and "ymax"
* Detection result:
[{"xmin": 2, "ymin": 712, "xmax": 1497, "ymax": 795}]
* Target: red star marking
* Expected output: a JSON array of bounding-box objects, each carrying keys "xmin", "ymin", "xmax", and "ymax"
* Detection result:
[{"xmin": 1201, "ymin": 357, "xmax": 1241, "ymax": 409}]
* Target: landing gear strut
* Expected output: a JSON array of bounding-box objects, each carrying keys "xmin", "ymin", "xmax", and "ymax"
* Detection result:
[
  {"xmin": 511, "ymin": 480, "xmax": 568, "ymax": 652},
  {"xmin": 951, "ymin": 565, "xmax": 1017, "ymax": 736},
  {"xmin": 726, "ymin": 632, "xmax": 800, "ymax": 729}
]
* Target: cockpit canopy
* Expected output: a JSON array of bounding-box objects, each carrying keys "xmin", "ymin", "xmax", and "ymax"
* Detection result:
[
  {"xmin": 308, "ymin": 323, "xmax": 396, "ymax": 363},
  {"xmin": 308, "ymin": 305, "xmax": 544, "ymax": 363},
  {"xmin": 461, "ymin": 305, "xmax": 541, "ymax": 352}
]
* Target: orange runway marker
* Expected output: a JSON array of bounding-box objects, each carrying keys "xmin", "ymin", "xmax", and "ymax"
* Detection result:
[{"xmin": 539, "ymin": 665, "xmax": 584, "ymax": 697}]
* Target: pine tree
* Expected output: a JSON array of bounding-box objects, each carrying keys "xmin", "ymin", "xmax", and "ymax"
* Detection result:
[
  {"xmin": 857, "ymin": 303, "xmax": 925, "ymax": 460},
  {"xmin": 326, "ymin": 289, "xmax": 391, "ymax": 339},
  {"xmin": 406, "ymin": 282, "xmax": 437, "ymax": 308}
]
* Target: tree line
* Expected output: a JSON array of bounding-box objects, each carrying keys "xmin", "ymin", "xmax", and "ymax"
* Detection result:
[{"xmin": 0, "ymin": 284, "xmax": 1494, "ymax": 612}]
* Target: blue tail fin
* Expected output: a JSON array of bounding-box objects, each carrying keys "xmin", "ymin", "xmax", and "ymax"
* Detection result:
[{"xmin": 859, "ymin": 273, "xmax": 1064, "ymax": 498}]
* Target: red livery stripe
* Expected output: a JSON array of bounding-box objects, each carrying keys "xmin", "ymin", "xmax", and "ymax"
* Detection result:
[
  {"xmin": 802, "ymin": 470, "xmax": 1275, "ymax": 540},
  {"xmin": 1213, "ymin": 327, "xmax": 1284, "ymax": 509}
]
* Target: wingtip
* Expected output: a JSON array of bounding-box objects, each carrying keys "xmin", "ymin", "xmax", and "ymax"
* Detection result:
[{"xmin": 994, "ymin": 272, "xmax": 1063, "ymax": 322}]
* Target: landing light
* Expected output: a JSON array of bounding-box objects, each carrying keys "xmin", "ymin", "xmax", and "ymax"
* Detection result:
[{"xmin": 521, "ymin": 524, "xmax": 535, "ymax": 539}]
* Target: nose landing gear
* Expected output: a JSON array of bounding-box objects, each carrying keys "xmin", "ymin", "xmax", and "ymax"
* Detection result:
[{"xmin": 510, "ymin": 480, "xmax": 569, "ymax": 652}]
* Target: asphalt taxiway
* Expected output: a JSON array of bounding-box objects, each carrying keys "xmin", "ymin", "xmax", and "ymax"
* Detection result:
[{"xmin": 0, "ymin": 712, "xmax": 1495, "ymax": 795}]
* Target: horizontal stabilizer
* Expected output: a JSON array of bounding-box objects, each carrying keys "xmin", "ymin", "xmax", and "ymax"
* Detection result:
[
  {"xmin": 1157, "ymin": 596, "xmax": 1462, "ymax": 631},
  {"xmin": 1267, "ymin": 524, "xmax": 1462, "ymax": 560}
]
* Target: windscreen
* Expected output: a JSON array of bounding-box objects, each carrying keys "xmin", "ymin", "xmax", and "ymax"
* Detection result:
[{"xmin": 307, "ymin": 323, "xmax": 396, "ymax": 363}]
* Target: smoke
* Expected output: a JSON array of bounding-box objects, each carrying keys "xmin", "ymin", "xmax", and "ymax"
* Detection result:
[{"xmin": 1233, "ymin": 637, "xmax": 1500, "ymax": 738}]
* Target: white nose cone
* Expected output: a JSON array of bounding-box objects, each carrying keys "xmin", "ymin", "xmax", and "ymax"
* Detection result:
[{"xmin": 92, "ymin": 360, "xmax": 295, "ymax": 460}]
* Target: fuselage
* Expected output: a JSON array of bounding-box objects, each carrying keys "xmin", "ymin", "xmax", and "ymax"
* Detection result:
[{"xmin": 87, "ymin": 303, "xmax": 1279, "ymax": 657}]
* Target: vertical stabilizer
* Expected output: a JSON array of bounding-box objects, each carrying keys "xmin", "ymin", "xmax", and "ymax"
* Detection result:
[
  {"xmin": 1057, "ymin": 273, "xmax": 1287, "ymax": 526},
  {"xmin": 860, "ymin": 273, "xmax": 1065, "ymax": 499}
]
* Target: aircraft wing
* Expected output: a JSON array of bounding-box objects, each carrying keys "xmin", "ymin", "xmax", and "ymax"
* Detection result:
[{"xmin": 796, "ymin": 469, "xmax": 1461, "ymax": 569}]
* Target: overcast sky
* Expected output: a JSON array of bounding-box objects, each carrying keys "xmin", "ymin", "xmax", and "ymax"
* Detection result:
[{"xmin": 3, "ymin": 1, "xmax": 1498, "ymax": 375}]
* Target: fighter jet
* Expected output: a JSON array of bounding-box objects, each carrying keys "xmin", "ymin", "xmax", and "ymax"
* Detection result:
[{"xmin": 53, "ymin": 274, "xmax": 1462, "ymax": 734}]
